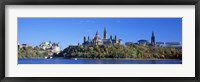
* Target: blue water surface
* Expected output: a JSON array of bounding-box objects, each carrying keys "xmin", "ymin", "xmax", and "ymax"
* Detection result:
[{"xmin": 18, "ymin": 58, "xmax": 182, "ymax": 64}]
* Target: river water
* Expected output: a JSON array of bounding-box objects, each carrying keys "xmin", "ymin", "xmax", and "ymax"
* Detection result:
[{"xmin": 18, "ymin": 58, "xmax": 182, "ymax": 64}]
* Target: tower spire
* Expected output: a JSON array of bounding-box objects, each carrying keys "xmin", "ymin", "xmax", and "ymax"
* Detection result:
[
  {"xmin": 96, "ymin": 31, "xmax": 99, "ymax": 35},
  {"xmin": 104, "ymin": 26, "xmax": 107, "ymax": 39},
  {"xmin": 151, "ymin": 31, "xmax": 155, "ymax": 47},
  {"xmin": 84, "ymin": 36, "xmax": 86, "ymax": 43},
  {"xmin": 88, "ymin": 36, "xmax": 90, "ymax": 42},
  {"xmin": 152, "ymin": 31, "xmax": 155, "ymax": 37}
]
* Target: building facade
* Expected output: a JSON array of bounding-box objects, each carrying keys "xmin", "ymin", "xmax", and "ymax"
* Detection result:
[
  {"xmin": 39, "ymin": 41, "xmax": 61, "ymax": 54},
  {"xmin": 138, "ymin": 40, "xmax": 149, "ymax": 46},
  {"xmin": 82, "ymin": 27, "xmax": 122, "ymax": 46},
  {"xmin": 125, "ymin": 31, "xmax": 182, "ymax": 48},
  {"xmin": 151, "ymin": 31, "xmax": 156, "ymax": 46},
  {"xmin": 18, "ymin": 43, "xmax": 30, "ymax": 48}
]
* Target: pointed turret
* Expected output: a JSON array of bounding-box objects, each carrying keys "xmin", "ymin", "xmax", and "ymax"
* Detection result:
[
  {"xmin": 151, "ymin": 31, "xmax": 156, "ymax": 47},
  {"xmin": 96, "ymin": 31, "xmax": 99, "ymax": 35},
  {"xmin": 94, "ymin": 31, "xmax": 101, "ymax": 40},
  {"xmin": 104, "ymin": 27, "xmax": 107, "ymax": 39},
  {"xmin": 115, "ymin": 35, "xmax": 117, "ymax": 40},
  {"xmin": 88, "ymin": 36, "xmax": 90, "ymax": 42},
  {"xmin": 84, "ymin": 36, "xmax": 86, "ymax": 43}
]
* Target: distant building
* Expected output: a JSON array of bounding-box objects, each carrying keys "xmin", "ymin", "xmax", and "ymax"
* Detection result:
[
  {"xmin": 125, "ymin": 31, "xmax": 181, "ymax": 48},
  {"xmin": 82, "ymin": 27, "xmax": 122, "ymax": 46},
  {"xmin": 39, "ymin": 41, "xmax": 61, "ymax": 54},
  {"xmin": 18, "ymin": 43, "xmax": 35, "ymax": 49},
  {"xmin": 125, "ymin": 42, "xmax": 135, "ymax": 46},
  {"xmin": 156, "ymin": 42, "xmax": 165, "ymax": 47},
  {"xmin": 136, "ymin": 31, "xmax": 155, "ymax": 46},
  {"xmin": 93, "ymin": 31, "xmax": 103, "ymax": 45},
  {"xmin": 39, "ymin": 41, "xmax": 52, "ymax": 50},
  {"xmin": 51, "ymin": 43, "xmax": 61, "ymax": 54},
  {"xmin": 151, "ymin": 31, "xmax": 156, "ymax": 46},
  {"xmin": 138, "ymin": 40, "xmax": 149, "ymax": 46},
  {"xmin": 18, "ymin": 43, "xmax": 29, "ymax": 48},
  {"xmin": 164, "ymin": 42, "xmax": 182, "ymax": 48}
]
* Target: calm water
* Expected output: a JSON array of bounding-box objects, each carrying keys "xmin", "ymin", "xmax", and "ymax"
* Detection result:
[{"xmin": 18, "ymin": 58, "xmax": 182, "ymax": 64}]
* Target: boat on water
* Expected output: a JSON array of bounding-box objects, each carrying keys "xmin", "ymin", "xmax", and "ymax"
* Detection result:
[
  {"xmin": 75, "ymin": 58, "xmax": 77, "ymax": 60},
  {"xmin": 45, "ymin": 56, "xmax": 53, "ymax": 59}
]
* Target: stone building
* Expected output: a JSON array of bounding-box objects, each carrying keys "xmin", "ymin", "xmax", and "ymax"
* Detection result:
[
  {"xmin": 39, "ymin": 41, "xmax": 61, "ymax": 54},
  {"xmin": 18, "ymin": 43, "xmax": 29, "ymax": 48},
  {"xmin": 125, "ymin": 31, "xmax": 182, "ymax": 48},
  {"xmin": 82, "ymin": 27, "xmax": 122, "ymax": 46},
  {"xmin": 151, "ymin": 31, "xmax": 156, "ymax": 46},
  {"xmin": 138, "ymin": 40, "xmax": 149, "ymax": 46}
]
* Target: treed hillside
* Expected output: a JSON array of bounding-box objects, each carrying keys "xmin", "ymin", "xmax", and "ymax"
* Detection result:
[
  {"xmin": 18, "ymin": 47, "xmax": 50, "ymax": 58},
  {"xmin": 18, "ymin": 46, "xmax": 64, "ymax": 58},
  {"xmin": 18, "ymin": 45, "xmax": 182, "ymax": 59},
  {"xmin": 61, "ymin": 45, "xmax": 182, "ymax": 59}
]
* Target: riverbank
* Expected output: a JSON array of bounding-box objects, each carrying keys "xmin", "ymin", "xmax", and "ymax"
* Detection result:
[
  {"xmin": 19, "ymin": 57, "xmax": 182, "ymax": 60},
  {"xmin": 69, "ymin": 58, "xmax": 182, "ymax": 60}
]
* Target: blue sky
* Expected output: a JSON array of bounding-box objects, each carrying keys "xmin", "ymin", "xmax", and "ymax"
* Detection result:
[{"xmin": 18, "ymin": 18, "xmax": 182, "ymax": 49}]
